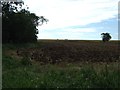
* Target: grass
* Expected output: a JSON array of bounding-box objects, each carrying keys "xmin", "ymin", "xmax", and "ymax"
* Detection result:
[
  {"xmin": 2, "ymin": 40, "xmax": 120, "ymax": 88},
  {"xmin": 2, "ymin": 58, "xmax": 120, "ymax": 88}
]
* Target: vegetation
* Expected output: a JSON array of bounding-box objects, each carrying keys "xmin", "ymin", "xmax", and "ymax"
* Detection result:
[
  {"xmin": 2, "ymin": 40, "xmax": 120, "ymax": 88},
  {"xmin": 2, "ymin": 1, "xmax": 48, "ymax": 43},
  {"xmin": 14, "ymin": 40, "xmax": 119, "ymax": 64},
  {"xmin": 101, "ymin": 33, "xmax": 112, "ymax": 42},
  {"xmin": 1, "ymin": 0, "xmax": 119, "ymax": 89}
]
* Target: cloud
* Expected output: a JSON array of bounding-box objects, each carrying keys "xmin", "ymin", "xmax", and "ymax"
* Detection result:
[
  {"xmin": 23, "ymin": 0, "xmax": 118, "ymax": 39},
  {"xmin": 29, "ymin": 0, "xmax": 118, "ymax": 28},
  {"xmin": 38, "ymin": 27, "xmax": 97, "ymax": 39},
  {"xmin": 60, "ymin": 28, "xmax": 96, "ymax": 33}
]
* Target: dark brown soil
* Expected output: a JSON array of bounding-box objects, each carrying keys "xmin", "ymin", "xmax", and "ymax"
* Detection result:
[{"xmin": 16, "ymin": 40, "xmax": 119, "ymax": 64}]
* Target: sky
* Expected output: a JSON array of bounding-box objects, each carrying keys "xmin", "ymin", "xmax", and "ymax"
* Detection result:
[{"xmin": 23, "ymin": 0, "xmax": 119, "ymax": 40}]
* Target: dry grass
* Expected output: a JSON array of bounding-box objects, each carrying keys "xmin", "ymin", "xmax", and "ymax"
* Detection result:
[{"xmin": 12, "ymin": 40, "xmax": 119, "ymax": 64}]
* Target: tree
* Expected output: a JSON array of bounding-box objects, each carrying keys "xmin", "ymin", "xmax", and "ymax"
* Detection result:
[
  {"xmin": 39, "ymin": 16, "xmax": 49, "ymax": 26},
  {"xmin": 2, "ymin": 1, "xmax": 48, "ymax": 43},
  {"xmin": 2, "ymin": 1, "xmax": 24, "ymax": 43},
  {"xmin": 101, "ymin": 33, "xmax": 112, "ymax": 42}
]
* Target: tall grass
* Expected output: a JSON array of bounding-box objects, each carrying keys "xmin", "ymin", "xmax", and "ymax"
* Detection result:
[{"xmin": 2, "ymin": 56, "xmax": 120, "ymax": 88}]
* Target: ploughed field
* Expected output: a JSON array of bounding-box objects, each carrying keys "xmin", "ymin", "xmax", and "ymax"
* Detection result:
[{"xmin": 15, "ymin": 40, "xmax": 119, "ymax": 64}]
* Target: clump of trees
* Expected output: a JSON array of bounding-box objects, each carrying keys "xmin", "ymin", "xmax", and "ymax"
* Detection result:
[
  {"xmin": 2, "ymin": 1, "xmax": 48, "ymax": 43},
  {"xmin": 101, "ymin": 33, "xmax": 112, "ymax": 42}
]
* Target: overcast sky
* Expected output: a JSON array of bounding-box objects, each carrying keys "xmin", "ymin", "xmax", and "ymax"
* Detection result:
[{"xmin": 24, "ymin": 0, "xmax": 119, "ymax": 40}]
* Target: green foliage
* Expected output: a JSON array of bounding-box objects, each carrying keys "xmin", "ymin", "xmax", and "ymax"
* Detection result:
[
  {"xmin": 2, "ymin": 1, "xmax": 40, "ymax": 43},
  {"xmin": 101, "ymin": 33, "xmax": 112, "ymax": 42},
  {"xmin": 3, "ymin": 61, "xmax": 120, "ymax": 88}
]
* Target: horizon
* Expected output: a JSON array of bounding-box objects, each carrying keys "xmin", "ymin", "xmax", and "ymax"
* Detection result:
[{"xmin": 37, "ymin": 39, "xmax": 120, "ymax": 42}]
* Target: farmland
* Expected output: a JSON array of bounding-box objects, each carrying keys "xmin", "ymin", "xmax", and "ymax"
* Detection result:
[{"xmin": 2, "ymin": 40, "xmax": 120, "ymax": 88}]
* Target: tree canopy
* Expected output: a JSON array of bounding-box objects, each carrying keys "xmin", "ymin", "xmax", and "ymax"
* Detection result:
[
  {"xmin": 101, "ymin": 33, "xmax": 112, "ymax": 42},
  {"xmin": 2, "ymin": 1, "xmax": 48, "ymax": 43}
]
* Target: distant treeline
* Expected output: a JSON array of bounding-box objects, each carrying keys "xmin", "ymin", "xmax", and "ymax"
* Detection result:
[{"xmin": 2, "ymin": 1, "xmax": 40, "ymax": 43}]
